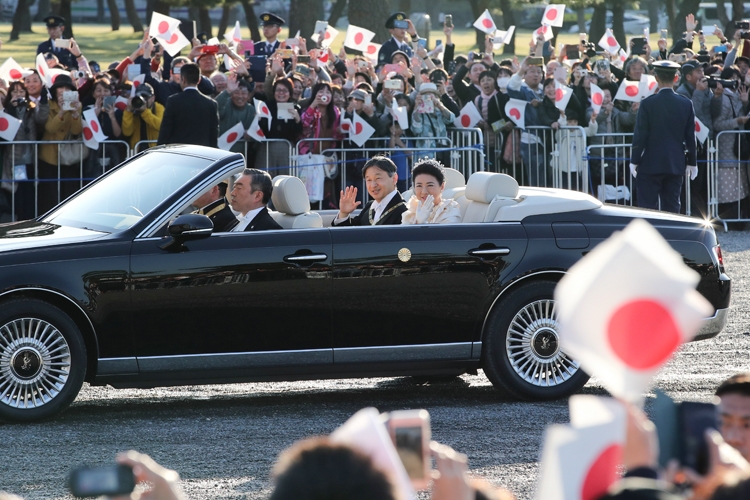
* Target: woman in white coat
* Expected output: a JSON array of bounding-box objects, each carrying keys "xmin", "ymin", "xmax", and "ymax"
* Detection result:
[{"xmin": 402, "ymin": 159, "xmax": 462, "ymax": 224}]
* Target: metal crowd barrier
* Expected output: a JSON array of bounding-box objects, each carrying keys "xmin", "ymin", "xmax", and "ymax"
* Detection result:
[{"xmin": 708, "ymin": 130, "xmax": 750, "ymax": 230}]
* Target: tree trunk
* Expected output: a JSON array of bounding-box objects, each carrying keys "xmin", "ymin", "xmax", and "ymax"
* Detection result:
[
  {"xmin": 218, "ymin": 4, "xmax": 230, "ymax": 38},
  {"xmin": 107, "ymin": 0, "xmax": 121, "ymax": 31},
  {"xmin": 716, "ymin": 1, "xmax": 731, "ymax": 35},
  {"xmin": 348, "ymin": 0, "xmax": 391, "ymax": 42},
  {"xmin": 645, "ymin": 0, "xmax": 659, "ymax": 33},
  {"xmin": 240, "ymin": 0, "xmax": 260, "ymax": 41},
  {"xmin": 611, "ymin": 1, "xmax": 625, "ymax": 49},
  {"xmin": 35, "ymin": 0, "xmax": 51, "ymax": 21},
  {"xmin": 398, "ymin": 0, "xmax": 411, "ymax": 13},
  {"xmin": 467, "ymin": 0, "xmax": 490, "ymax": 50},
  {"xmin": 327, "ymin": 0, "xmax": 347, "ymax": 27},
  {"xmin": 151, "ymin": 0, "xmax": 170, "ymax": 16},
  {"xmin": 590, "ymin": 3, "xmax": 607, "ymax": 46},
  {"xmin": 499, "ymin": 0, "xmax": 515, "ymax": 54},
  {"xmin": 729, "ymin": 0, "xmax": 745, "ymax": 38},
  {"xmin": 97, "ymin": 0, "xmax": 105, "ymax": 22},
  {"xmin": 124, "ymin": 0, "xmax": 144, "ymax": 32},
  {"xmin": 60, "ymin": 0, "xmax": 73, "ymax": 38},
  {"xmin": 576, "ymin": 7, "xmax": 586, "ymax": 33},
  {"xmin": 664, "ymin": 0, "xmax": 675, "ymax": 42},
  {"xmin": 10, "ymin": 0, "xmax": 32, "ymax": 41},
  {"xmin": 199, "ymin": 7, "xmax": 212, "ymax": 38},
  {"xmin": 289, "ymin": 0, "xmax": 324, "ymax": 42}
]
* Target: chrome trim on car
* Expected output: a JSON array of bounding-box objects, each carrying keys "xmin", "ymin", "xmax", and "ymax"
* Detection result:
[
  {"xmin": 285, "ymin": 254, "xmax": 328, "ymax": 262},
  {"xmin": 469, "ymin": 248, "xmax": 511, "ymax": 256},
  {"xmin": 693, "ymin": 308, "xmax": 729, "ymax": 341},
  {"xmin": 97, "ymin": 357, "xmax": 139, "ymax": 375},
  {"xmin": 137, "ymin": 349, "xmax": 333, "ymax": 372},
  {"xmin": 471, "ymin": 342, "xmax": 482, "ymax": 359},
  {"xmin": 180, "ymin": 228, "xmax": 213, "ymax": 236},
  {"xmin": 334, "ymin": 343, "xmax": 472, "ymax": 363}
]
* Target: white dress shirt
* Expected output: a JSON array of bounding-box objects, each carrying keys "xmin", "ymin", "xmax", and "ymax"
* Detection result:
[
  {"xmin": 232, "ymin": 207, "xmax": 264, "ymax": 232},
  {"xmin": 334, "ymin": 189, "xmax": 399, "ymax": 225}
]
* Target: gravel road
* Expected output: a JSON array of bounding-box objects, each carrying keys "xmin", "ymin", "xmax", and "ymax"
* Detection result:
[{"xmin": 2, "ymin": 229, "xmax": 749, "ymax": 500}]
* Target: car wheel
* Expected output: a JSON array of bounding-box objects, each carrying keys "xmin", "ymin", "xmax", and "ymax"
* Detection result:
[
  {"xmin": 482, "ymin": 281, "xmax": 589, "ymax": 400},
  {"xmin": 0, "ymin": 299, "xmax": 86, "ymax": 422}
]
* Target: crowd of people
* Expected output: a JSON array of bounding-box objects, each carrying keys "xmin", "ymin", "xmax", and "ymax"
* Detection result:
[{"xmin": 2, "ymin": 10, "xmax": 750, "ymax": 222}]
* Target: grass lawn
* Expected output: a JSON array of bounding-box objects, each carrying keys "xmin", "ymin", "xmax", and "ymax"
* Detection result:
[{"xmin": 0, "ymin": 23, "xmax": 665, "ymax": 69}]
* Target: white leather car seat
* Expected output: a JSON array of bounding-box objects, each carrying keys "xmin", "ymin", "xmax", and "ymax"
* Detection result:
[
  {"xmin": 462, "ymin": 172, "xmax": 519, "ymax": 223},
  {"xmin": 270, "ymin": 176, "xmax": 323, "ymax": 228}
]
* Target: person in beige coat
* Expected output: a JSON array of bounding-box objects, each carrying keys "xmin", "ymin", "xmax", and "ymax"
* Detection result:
[{"xmin": 402, "ymin": 159, "xmax": 461, "ymax": 225}]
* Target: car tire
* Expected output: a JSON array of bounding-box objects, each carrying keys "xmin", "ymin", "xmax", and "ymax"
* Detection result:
[
  {"xmin": 0, "ymin": 299, "xmax": 87, "ymax": 422},
  {"xmin": 482, "ymin": 281, "xmax": 590, "ymax": 400}
]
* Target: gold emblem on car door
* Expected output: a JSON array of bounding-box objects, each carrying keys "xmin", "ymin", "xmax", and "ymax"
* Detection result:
[{"xmin": 397, "ymin": 248, "xmax": 412, "ymax": 262}]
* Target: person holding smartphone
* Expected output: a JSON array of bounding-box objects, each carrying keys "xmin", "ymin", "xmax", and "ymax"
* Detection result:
[
  {"xmin": 36, "ymin": 15, "xmax": 79, "ymax": 70},
  {"xmin": 378, "ymin": 12, "xmax": 418, "ymax": 68},
  {"xmin": 411, "ymin": 83, "xmax": 455, "ymax": 160}
]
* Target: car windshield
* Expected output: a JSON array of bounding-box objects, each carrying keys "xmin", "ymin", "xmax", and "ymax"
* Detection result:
[{"xmin": 44, "ymin": 152, "xmax": 212, "ymax": 233}]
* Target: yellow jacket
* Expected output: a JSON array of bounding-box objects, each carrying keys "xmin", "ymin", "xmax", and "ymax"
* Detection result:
[
  {"xmin": 40, "ymin": 100, "xmax": 83, "ymax": 165},
  {"xmin": 122, "ymin": 102, "xmax": 165, "ymax": 151}
]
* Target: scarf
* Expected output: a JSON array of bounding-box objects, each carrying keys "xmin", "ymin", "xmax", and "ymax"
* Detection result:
[{"xmin": 475, "ymin": 90, "xmax": 498, "ymax": 122}]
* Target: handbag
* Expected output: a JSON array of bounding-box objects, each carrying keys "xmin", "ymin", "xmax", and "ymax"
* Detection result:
[
  {"xmin": 323, "ymin": 152, "xmax": 338, "ymax": 179},
  {"xmin": 59, "ymin": 131, "xmax": 90, "ymax": 166},
  {"xmin": 296, "ymin": 153, "xmax": 326, "ymax": 202}
]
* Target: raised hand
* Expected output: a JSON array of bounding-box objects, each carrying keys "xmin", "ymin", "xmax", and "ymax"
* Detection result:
[
  {"xmin": 416, "ymin": 195, "xmax": 434, "ymax": 224},
  {"xmin": 685, "ymin": 13, "xmax": 697, "ymax": 33},
  {"xmin": 338, "ymin": 186, "xmax": 360, "ymax": 217}
]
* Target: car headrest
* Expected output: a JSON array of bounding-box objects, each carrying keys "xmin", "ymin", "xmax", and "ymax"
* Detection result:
[
  {"xmin": 465, "ymin": 172, "xmax": 519, "ymax": 203},
  {"xmin": 271, "ymin": 175, "xmax": 310, "ymax": 215},
  {"xmin": 443, "ymin": 168, "xmax": 466, "ymax": 189}
]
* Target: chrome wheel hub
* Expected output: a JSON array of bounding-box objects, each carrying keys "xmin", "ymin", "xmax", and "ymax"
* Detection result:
[
  {"xmin": 505, "ymin": 299, "xmax": 580, "ymax": 387},
  {"xmin": 0, "ymin": 318, "xmax": 71, "ymax": 409}
]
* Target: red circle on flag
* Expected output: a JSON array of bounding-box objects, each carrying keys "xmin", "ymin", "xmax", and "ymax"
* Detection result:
[
  {"xmin": 649, "ymin": 82, "xmax": 656, "ymax": 90},
  {"xmin": 168, "ymin": 33, "xmax": 178, "ymax": 44},
  {"xmin": 133, "ymin": 80, "xmax": 141, "ymax": 88},
  {"xmin": 581, "ymin": 444, "xmax": 622, "ymax": 500},
  {"xmin": 9, "ymin": 69, "xmax": 22, "ymax": 79},
  {"xmin": 0, "ymin": 118, "xmax": 8, "ymax": 131},
  {"xmin": 342, "ymin": 123, "xmax": 350, "ymax": 131},
  {"xmin": 38, "ymin": 65, "xmax": 45, "ymax": 77},
  {"xmin": 355, "ymin": 122, "xmax": 363, "ymax": 134},
  {"xmin": 262, "ymin": 105, "xmax": 269, "ymax": 115},
  {"xmin": 461, "ymin": 114, "xmax": 471, "ymax": 127},
  {"xmin": 555, "ymin": 88, "xmax": 564, "ymax": 101},
  {"xmin": 158, "ymin": 21, "xmax": 170, "ymax": 34},
  {"xmin": 324, "ymin": 31, "xmax": 331, "ymax": 40},
  {"xmin": 227, "ymin": 132, "xmax": 238, "ymax": 143},
  {"xmin": 482, "ymin": 18, "xmax": 493, "ymax": 29},
  {"xmin": 545, "ymin": 8, "xmax": 558, "ymax": 20},
  {"xmin": 695, "ymin": 122, "xmax": 701, "ymax": 132},
  {"xmin": 257, "ymin": 128, "xmax": 265, "ymax": 137},
  {"xmin": 607, "ymin": 299, "xmax": 681, "ymax": 370},
  {"xmin": 51, "ymin": 74, "xmax": 60, "ymax": 83},
  {"xmin": 83, "ymin": 127, "xmax": 93, "ymax": 140},
  {"xmin": 625, "ymin": 85, "xmax": 639, "ymax": 97},
  {"xmin": 367, "ymin": 44, "xmax": 377, "ymax": 54},
  {"xmin": 90, "ymin": 120, "xmax": 98, "ymax": 133},
  {"xmin": 607, "ymin": 36, "xmax": 617, "ymax": 47},
  {"xmin": 509, "ymin": 108, "xmax": 521, "ymax": 120},
  {"xmin": 354, "ymin": 32, "xmax": 364, "ymax": 45},
  {"xmin": 592, "ymin": 93, "xmax": 603, "ymax": 105},
  {"xmin": 115, "ymin": 101, "xmax": 126, "ymax": 111}
]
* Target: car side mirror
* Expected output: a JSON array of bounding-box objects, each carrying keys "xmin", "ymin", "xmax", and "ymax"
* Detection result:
[{"xmin": 159, "ymin": 214, "xmax": 213, "ymax": 251}]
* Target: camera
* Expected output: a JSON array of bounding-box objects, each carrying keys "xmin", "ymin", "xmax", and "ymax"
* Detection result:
[
  {"xmin": 12, "ymin": 97, "xmax": 29, "ymax": 108},
  {"xmin": 131, "ymin": 95, "xmax": 146, "ymax": 109},
  {"xmin": 707, "ymin": 76, "xmax": 739, "ymax": 90},
  {"xmin": 68, "ymin": 464, "xmax": 135, "ymax": 498},
  {"xmin": 583, "ymin": 42, "xmax": 597, "ymax": 58},
  {"xmin": 73, "ymin": 70, "xmax": 86, "ymax": 79},
  {"xmin": 736, "ymin": 20, "xmax": 750, "ymax": 30}
]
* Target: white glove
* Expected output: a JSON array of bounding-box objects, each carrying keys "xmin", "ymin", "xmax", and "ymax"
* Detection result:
[
  {"xmin": 686, "ymin": 165, "xmax": 698, "ymax": 181},
  {"xmin": 629, "ymin": 163, "xmax": 638, "ymax": 179},
  {"xmin": 415, "ymin": 195, "xmax": 434, "ymax": 224}
]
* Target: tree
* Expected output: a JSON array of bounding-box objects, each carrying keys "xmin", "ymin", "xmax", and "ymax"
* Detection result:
[
  {"xmin": 590, "ymin": 3, "xmax": 607, "ymax": 47},
  {"xmin": 124, "ymin": 0, "xmax": 144, "ymax": 32},
  {"xmin": 467, "ymin": 0, "xmax": 490, "ymax": 49},
  {"xmin": 107, "ymin": 0, "xmax": 121, "ymax": 31},
  {"xmin": 289, "ymin": 0, "xmax": 324, "ymax": 44},
  {"xmin": 328, "ymin": 0, "xmax": 347, "ymax": 26},
  {"xmin": 347, "ymin": 0, "xmax": 391, "ymax": 41},
  {"xmin": 610, "ymin": 0, "xmax": 626, "ymax": 48},
  {"xmin": 498, "ymin": 0, "xmax": 515, "ymax": 53},
  {"xmin": 60, "ymin": 0, "xmax": 74, "ymax": 38},
  {"xmin": 239, "ymin": 0, "xmax": 260, "ymax": 41},
  {"xmin": 10, "ymin": 0, "xmax": 33, "ymax": 41},
  {"xmin": 218, "ymin": 4, "xmax": 231, "ymax": 37}
]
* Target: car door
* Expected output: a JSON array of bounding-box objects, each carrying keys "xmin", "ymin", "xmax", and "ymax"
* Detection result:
[
  {"xmin": 329, "ymin": 223, "xmax": 527, "ymax": 364},
  {"xmin": 129, "ymin": 228, "xmax": 333, "ymax": 375}
]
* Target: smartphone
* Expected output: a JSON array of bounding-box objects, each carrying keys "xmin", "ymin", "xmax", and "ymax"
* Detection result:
[
  {"xmin": 384, "ymin": 63, "xmax": 401, "ymax": 74},
  {"xmin": 172, "ymin": 66, "xmax": 181, "ymax": 75},
  {"xmin": 554, "ymin": 65, "xmax": 569, "ymax": 81},
  {"xmin": 295, "ymin": 66, "xmax": 311, "ymax": 77},
  {"xmin": 630, "ymin": 37, "xmax": 647, "ymax": 55},
  {"xmin": 246, "ymin": 55, "xmax": 267, "ymax": 83},
  {"xmin": 384, "ymin": 79, "xmax": 403, "ymax": 90},
  {"xmin": 244, "ymin": 50, "xmax": 251, "ymax": 59},
  {"xmin": 565, "ymin": 44, "xmax": 580, "ymax": 60},
  {"xmin": 643, "ymin": 28, "xmax": 650, "ymax": 38},
  {"xmin": 68, "ymin": 465, "xmax": 135, "ymax": 498},
  {"xmin": 417, "ymin": 38, "xmax": 427, "ymax": 48},
  {"xmin": 357, "ymin": 59, "xmax": 369, "ymax": 69},
  {"xmin": 297, "ymin": 55, "xmax": 311, "ymax": 63},
  {"xmin": 386, "ymin": 410, "xmax": 431, "ymax": 490},
  {"xmin": 527, "ymin": 56, "xmax": 544, "ymax": 67},
  {"xmin": 393, "ymin": 19, "xmax": 409, "ymax": 29},
  {"xmin": 201, "ymin": 45, "xmax": 219, "ymax": 54},
  {"xmin": 62, "ymin": 90, "xmax": 79, "ymax": 111},
  {"xmin": 737, "ymin": 21, "xmax": 750, "ymax": 30},
  {"xmin": 444, "ymin": 15, "xmax": 453, "ymax": 28},
  {"xmin": 276, "ymin": 48, "xmax": 294, "ymax": 58},
  {"xmin": 54, "ymin": 38, "xmax": 71, "ymax": 49},
  {"xmin": 716, "ymin": 45, "xmax": 728, "ymax": 53},
  {"xmin": 364, "ymin": 93, "xmax": 372, "ymax": 106},
  {"xmin": 436, "ymin": 40, "xmax": 442, "ymax": 47},
  {"xmin": 660, "ymin": 29, "xmax": 668, "ymax": 39},
  {"xmin": 103, "ymin": 96, "xmax": 117, "ymax": 109}
]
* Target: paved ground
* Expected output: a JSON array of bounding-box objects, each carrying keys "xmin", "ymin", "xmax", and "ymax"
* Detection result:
[{"xmin": 1, "ymin": 229, "xmax": 748, "ymax": 500}]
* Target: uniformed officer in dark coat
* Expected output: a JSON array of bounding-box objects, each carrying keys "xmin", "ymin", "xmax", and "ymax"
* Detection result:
[
  {"xmin": 37, "ymin": 15, "xmax": 79, "ymax": 70},
  {"xmin": 254, "ymin": 13, "xmax": 285, "ymax": 57},
  {"xmin": 629, "ymin": 61, "xmax": 697, "ymax": 214},
  {"xmin": 193, "ymin": 183, "xmax": 238, "ymax": 232},
  {"xmin": 378, "ymin": 12, "xmax": 416, "ymax": 68}
]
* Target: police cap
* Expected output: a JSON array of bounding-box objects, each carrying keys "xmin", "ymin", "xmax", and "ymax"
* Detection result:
[
  {"xmin": 44, "ymin": 15, "xmax": 65, "ymax": 27},
  {"xmin": 386, "ymin": 12, "xmax": 408, "ymax": 29},
  {"xmin": 259, "ymin": 12, "xmax": 285, "ymax": 26},
  {"xmin": 652, "ymin": 60, "xmax": 680, "ymax": 78}
]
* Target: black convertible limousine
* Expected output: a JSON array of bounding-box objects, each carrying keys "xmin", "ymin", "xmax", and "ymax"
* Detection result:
[{"xmin": 0, "ymin": 146, "xmax": 731, "ymax": 422}]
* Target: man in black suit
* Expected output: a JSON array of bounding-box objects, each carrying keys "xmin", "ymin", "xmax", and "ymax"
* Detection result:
[
  {"xmin": 229, "ymin": 169, "xmax": 282, "ymax": 231},
  {"xmin": 192, "ymin": 183, "xmax": 237, "ymax": 232},
  {"xmin": 157, "ymin": 63, "xmax": 219, "ymax": 148},
  {"xmin": 629, "ymin": 61, "xmax": 697, "ymax": 214},
  {"xmin": 333, "ymin": 156, "xmax": 406, "ymax": 226},
  {"xmin": 254, "ymin": 13, "xmax": 285, "ymax": 57},
  {"xmin": 37, "ymin": 15, "xmax": 79, "ymax": 69},
  {"xmin": 378, "ymin": 12, "xmax": 416, "ymax": 68}
]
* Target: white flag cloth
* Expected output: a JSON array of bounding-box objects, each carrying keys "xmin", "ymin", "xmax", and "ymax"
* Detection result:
[
  {"xmin": 312, "ymin": 24, "xmax": 339, "ymax": 48},
  {"xmin": 555, "ymin": 219, "xmax": 713, "ymax": 402},
  {"xmin": 114, "ymin": 96, "xmax": 129, "ymax": 112},
  {"xmin": 35, "ymin": 53, "xmax": 53, "ymax": 87},
  {"xmin": 535, "ymin": 24, "xmax": 554, "ymax": 42},
  {"xmin": 340, "ymin": 117, "xmax": 352, "ymax": 134},
  {"xmin": 505, "ymin": 98, "xmax": 526, "ymax": 129},
  {"xmin": 149, "ymin": 12, "xmax": 181, "ymax": 41},
  {"xmin": 695, "ymin": 117, "xmax": 709, "ymax": 144},
  {"xmin": 344, "ymin": 25, "xmax": 375, "ymax": 52},
  {"xmin": 82, "ymin": 108, "xmax": 108, "ymax": 150},
  {"xmin": 218, "ymin": 121, "xmax": 246, "ymax": 150},
  {"xmin": 350, "ymin": 112, "xmax": 375, "ymax": 147},
  {"xmin": 614, "ymin": 79, "xmax": 641, "ymax": 102},
  {"xmin": 639, "ymin": 74, "xmax": 658, "ymax": 98},
  {"xmin": 391, "ymin": 101, "xmax": 409, "ymax": 130},
  {"xmin": 0, "ymin": 111, "xmax": 22, "ymax": 142},
  {"xmin": 457, "ymin": 102, "xmax": 482, "ymax": 128},
  {"xmin": 554, "ymin": 81, "xmax": 573, "ymax": 111},
  {"xmin": 254, "ymin": 98, "xmax": 272, "ymax": 129},
  {"xmin": 246, "ymin": 116, "xmax": 266, "ymax": 142},
  {"xmin": 493, "ymin": 26, "xmax": 515, "ymax": 48},
  {"xmin": 157, "ymin": 28, "xmax": 191, "ymax": 57},
  {"xmin": 130, "ymin": 74, "xmax": 146, "ymax": 98},
  {"xmin": 542, "ymin": 4, "xmax": 566, "ymax": 27},
  {"xmin": 473, "ymin": 9, "xmax": 496, "ymax": 34},
  {"xmin": 590, "ymin": 83, "xmax": 605, "ymax": 114},
  {"xmin": 598, "ymin": 29, "xmax": 621, "ymax": 54},
  {"xmin": 224, "ymin": 20, "xmax": 242, "ymax": 45},
  {"xmin": 0, "ymin": 57, "xmax": 28, "ymax": 82}
]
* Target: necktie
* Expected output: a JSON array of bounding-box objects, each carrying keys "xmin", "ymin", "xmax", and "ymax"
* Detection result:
[{"xmin": 370, "ymin": 208, "xmax": 376, "ymax": 225}]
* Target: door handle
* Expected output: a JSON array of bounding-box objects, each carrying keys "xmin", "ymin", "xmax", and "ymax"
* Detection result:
[
  {"xmin": 284, "ymin": 253, "xmax": 328, "ymax": 263},
  {"xmin": 468, "ymin": 247, "xmax": 510, "ymax": 257}
]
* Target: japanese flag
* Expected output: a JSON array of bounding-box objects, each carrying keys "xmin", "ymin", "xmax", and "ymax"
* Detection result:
[
  {"xmin": 505, "ymin": 98, "xmax": 526, "ymax": 129},
  {"xmin": 535, "ymin": 396, "xmax": 626, "ymax": 500},
  {"xmin": 224, "ymin": 20, "xmax": 242, "ymax": 45},
  {"xmin": 218, "ymin": 121, "xmax": 246, "ymax": 150},
  {"xmin": 312, "ymin": 24, "xmax": 339, "ymax": 49},
  {"xmin": 639, "ymin": 74, "xmax": 658, "ymax": 98},
  {"xmin": 695, "ymin": 117, "xmax": 709, "ymax": 144},
  {"xmin": 542, "ymin": 4, "xmax": 566, "ymax": 28},
  {"xmin": 493, "ymin": 26, "xmax": 515, "ymax": 48},
  {"xmin": 458, "ymin": 102, "xmax": 482, "ymax": 128},
  {"xmin": 344, "ymin": 25, "xmax": 375, "ymax": 52},
  {"xmin": 363, "ymin": 42, "xmax": 381, "ymax": 61},
  {"xmin": 350, "ymin": 112, "xmax": 375, "ymax": 147},
  {"xmin": 254, "ymin": 98, "xmax": 272, "ymax": 129},
  {"xmin": 473, "ymin": 9, "xmax": 496, "ymax": 34},
  {"xmin": 614, "ymin": 79, "xmax": 641, "ymax": 103},
  {"xmin": 114, "ymin": 96, "xmax": 129, "ymax": 111},
  {"xmin": 598, "ymin": 29, "xmax": 620, "ymax": 55},
  {"xmin": 156, "ymin": 28, "xmax": 191, "ymax": 57},
  {"xmin": 246, "ymin": 116, "xmax": 266, "ymax": 142},
  {"xmin": 534, "ymin": 24, "xmax": 554, "ymax": 42},
  {"xmin": 555, "ymin": 219, "xmax": 714, "ymax": 402},
  {"xmin": 391, "ymin": 101, "xmax": 409, "ymax": 130},
  {"xmin": 35, "ymin": 53, "xmax": 52, "ymax": 87},
  {"xmin": 340, "ymin": 117, "xmax": 352, "ymax": 134},
  {"xmin": 48, "ymin": 68, "xmax": 70, "ymax": 86},
  {"xmin": 149, "ymin": 12, "xmax": 181, "ymax": 41},
  {"xmin": 554, "ymin": 81, "xmax": 573, "ymax": 111},
  {"xmin": 82, "ymin": 108, "xmax": 107, "ymax": 149},
  {"xmin": 0, "ymin": 57, "xmax": 28, "ymax": 82},
  {"xmin": 315, "ymin": 49, "xmax": 330, "ymax": 64},
  {"xmin": 590, "ymin": 83, "xmax": 604, "ymax": 114},
  {"xmin": 130, "ymin": 74, "xmax": 146, "ymax": 98},
  {"xmin": 0, "ymin": 111, "xmax": 22, "ymax": 142}
]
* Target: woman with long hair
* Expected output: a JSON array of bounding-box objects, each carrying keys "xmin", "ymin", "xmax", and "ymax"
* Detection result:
[{"xmin": 256, "ymin": 78, "xmax": 302, "ymax": 176}]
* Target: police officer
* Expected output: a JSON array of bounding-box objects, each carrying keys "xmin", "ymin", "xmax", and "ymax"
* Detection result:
[
  {"xmin": 192, "ymin": 183, "xmax": 237, "ymax": 232},
  {"xmin": 37, "ymin": 15, "xmax": 79, "ymax": 69},
  {"xmin": 254, "ymin": 13, "xmax": 285, "ymax": 57},
  {"xmin": 629, "ymin": 61, "xmax": 697, "ymax": 213},
  {"xmin": 378, "ymin": 12, "xmax": 418, "ymax": 67}
]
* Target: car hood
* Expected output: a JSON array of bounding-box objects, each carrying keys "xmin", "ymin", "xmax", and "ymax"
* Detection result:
[{"xmin": 0, "ymin": 220, "xmax": 109, "ymax": 252}]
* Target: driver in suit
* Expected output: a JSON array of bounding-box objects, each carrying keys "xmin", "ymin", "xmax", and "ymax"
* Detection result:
[
  {"xmin": 254, "ymin": 13, "xmax": 285, "ymax": 57},
  {"xmin": 229, "ymin": 169, "xmax": 282, "ymax": 231},
  {"xmin": 333, "ymin": 156, "xmax": 407, "ymax": 226}
]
